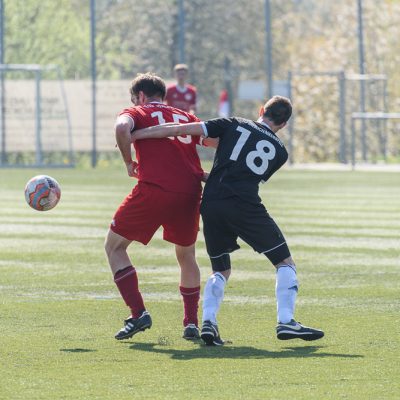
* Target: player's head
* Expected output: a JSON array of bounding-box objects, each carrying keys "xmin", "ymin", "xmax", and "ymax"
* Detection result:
[
  {"xmin": 261, "ymin": 96, "xmax": 292, "ymax": 129},
  {"xmin": 174, "ymin": 64, "xmax": 189, "ymax": 84},
  {"xmin": 129, "ymin": 73, "xmax": 166, "ymax": 105}
]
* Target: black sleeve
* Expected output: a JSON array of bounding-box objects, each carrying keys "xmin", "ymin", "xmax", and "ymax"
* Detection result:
[{"xmin": 203, "ymin": 118, "xmax": 235, "ymax": 138}]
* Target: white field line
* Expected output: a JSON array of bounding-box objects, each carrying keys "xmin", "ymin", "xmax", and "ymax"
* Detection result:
[
  {"xmin": 1, "ymin": 227, "xmax": 399, "ymax": 251},
  {"xmin": 286, "ymin": 163, "xmax": 400, "ymax": 172},
  {"xmin": 1, "ymin": 288, "xmax": 399, "ymax": 310},
  {"xmin": 2, "ymin": 220, "xmax": 399, "ymax": 240},
  {"xmin": 289, "ymin": 236, "xmax": 400, "ymax": 251}
]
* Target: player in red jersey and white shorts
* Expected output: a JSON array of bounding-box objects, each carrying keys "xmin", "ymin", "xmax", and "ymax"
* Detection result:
[
  {"xmin": 105, "ymin": 73, "xmax": 214, "ymax": 341},
  {"xmin": 165, "ymin": 64, "xmax": 197, "ymax": 114}
]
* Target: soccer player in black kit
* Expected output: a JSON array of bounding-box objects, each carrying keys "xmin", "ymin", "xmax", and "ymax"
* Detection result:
[{"xmin": 133, "ymin": 96, "xmax": 324, "ymax": 346}]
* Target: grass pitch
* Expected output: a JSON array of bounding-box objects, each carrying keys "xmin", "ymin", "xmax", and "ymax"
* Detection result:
[{"xmin": 1, "ymin": 166, "xmax": 399, "ymax": 399}]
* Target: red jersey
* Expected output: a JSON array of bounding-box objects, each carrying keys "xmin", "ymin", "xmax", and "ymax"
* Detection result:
[
  {"xmin": 119, "ymin": 102, "xmax": 203, "ymax": 195},
  {"xmin": 165, "ymin": 84, "xmax": 197, "ymax": 112}
]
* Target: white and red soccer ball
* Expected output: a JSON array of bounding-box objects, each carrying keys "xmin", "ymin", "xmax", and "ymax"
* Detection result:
[{"xmin": 24, "ymin": 175, "xmax": 61, "ymax": 211}]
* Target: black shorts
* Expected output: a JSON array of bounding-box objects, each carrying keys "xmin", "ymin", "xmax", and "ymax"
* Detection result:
[{"xmin": 200, "ymin": 197, "xmax": 291, "ymax": 265}]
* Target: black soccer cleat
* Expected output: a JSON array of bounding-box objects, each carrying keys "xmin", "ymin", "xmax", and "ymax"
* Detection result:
[
  {"xmin": 276, "ymin": 319, "xmax": 324, "ymax": 341},
  {"xmin": 182, "ymin": 324, "xmax": 200, "ymax": 340},
  {"xmin": 115, "ymin": 311, "xmax": 152, "ymax": 340},
  {"xmin": 201, "ymin": 320, "xmax": 224, "ymax": 346}
]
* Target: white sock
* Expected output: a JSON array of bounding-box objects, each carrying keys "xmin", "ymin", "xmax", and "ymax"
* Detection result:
[
  {"xmin": 202, "ymin": 272, "xmax": 226, "ymax": 324},
  {"xmin": 276, "ymin": 265, "xmax": 298, "ymax": 324}
]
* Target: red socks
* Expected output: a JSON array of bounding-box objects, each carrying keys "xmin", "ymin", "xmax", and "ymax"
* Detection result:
[
  {"xmin": 180, "ymin": 286, "xmax": 200, "ymax": 327},
  {"xmin": 114, "ymin": 268, "xmax": 199, "ymax": 326},
  {"xmin": 114, "ymin": 266, "xmax": 145, "ymax": 319}
]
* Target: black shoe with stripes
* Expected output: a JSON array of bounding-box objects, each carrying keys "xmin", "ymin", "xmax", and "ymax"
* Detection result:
[
  {"xmin": 183, "ymin": 324, "xmax": 200, "ymax": 340},
  {"xmin": 276, "ymin": 319, "xmax": 324, "ymax": 341},
  {"xmin": 201, "ymin": 320, "xmax": 224, "ymax": 346},
  {"xmin": 115, "ymin": 311, "xmax": 152, "ymax": 340}
]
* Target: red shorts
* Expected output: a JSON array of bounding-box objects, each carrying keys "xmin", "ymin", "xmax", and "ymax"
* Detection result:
[{"xmin": 110, "ymin": 182, "xmax": 201, "ymax": 246}]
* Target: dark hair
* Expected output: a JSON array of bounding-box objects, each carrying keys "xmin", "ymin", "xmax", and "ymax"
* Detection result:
[
  {"xmin": 263, "ymin": 96, "xmax": 292, "ymax": 125},
  {"xmin": 129, "ymin": 73, "xmax": 166, "ymax": 100}
]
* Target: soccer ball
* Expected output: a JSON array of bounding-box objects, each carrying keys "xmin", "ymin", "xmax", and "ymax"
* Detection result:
[{"xmin": 24, "ymin": 175, "xmax": 61, "ymax": 211}]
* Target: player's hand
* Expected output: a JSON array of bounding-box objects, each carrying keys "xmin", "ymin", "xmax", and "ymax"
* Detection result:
[
  {"xmin": 201, "ymin": 172, "xmax": 210, "ymax": 182},
  {"xmin": 126, "ymin": 160, "xmax": 139, "ymax": 178},
  {"xmin": 202, "ymin": 137, "xmax": 219, "ymax": 148}
]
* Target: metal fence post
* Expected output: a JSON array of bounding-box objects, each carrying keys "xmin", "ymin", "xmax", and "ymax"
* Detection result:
[
  {"xmin": 351, "ymin": 116, "xmax": 356, "ymax": 169},
  {"xmin": 382, "ymin": 79, "xmax": 388, "ymax": 160},
  {"xmin": 287, "ymin": 70, "xmax": 294, "ymax": 164},
  {"xmin": 264, "ymin": 0, "xmax": 273, "ymax": 99},
  {"xmin": 178, "ymin": 0, "xmax": 185, "ymax": 64},
  {"xmin": 35, "ymin": 69, "xmax": 42, "ymax": 165},
  {"xmin": 357, "ymin": 0, "xmax": 367, "ymax": 161},
  {"xmin": 338, "ymin": 71, "xmax": 347, "ymax": 163},
  {"xmin": 90, "ymin": 0, "xmax": 97, "ymax": 168},
  {"xmin": 0, "ymin": 0, "xmax": 5, "ymax": 165}
]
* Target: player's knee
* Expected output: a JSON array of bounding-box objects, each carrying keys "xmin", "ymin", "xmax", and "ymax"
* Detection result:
[
  {"xmin": 175, "ymin": 245, "xmax": 196, "ymax": 265},
  {"xmin": 104, "ymin": 238, "xmax": 112, "ymax": 257},
  {"xmin": 220, "ymin": 269, "xmax": 231, "ymax": 281},
  {"xmin": 275, "ymin": 256, "xmax": 295, "ymax": 269},
  {"xmin": 210, "ymin": 253, "xmax": 231, "ymax": 272},
  {"xmin": 176, "ymin": 251, "xmax": 195, "ymax": 266},
  {"xmin": 104, "ymin": 236, "xmax": 124, "ymax": 259}
]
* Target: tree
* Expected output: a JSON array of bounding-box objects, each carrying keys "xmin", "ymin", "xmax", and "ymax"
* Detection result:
[{"xmin": 5, "ymin": 0, "xmax": 89, "ymax": 78}]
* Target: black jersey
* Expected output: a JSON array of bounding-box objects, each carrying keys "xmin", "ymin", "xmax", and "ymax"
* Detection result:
[{"xmin": 202, "ymin": 117, "xmax": 288, "ymax": 204}]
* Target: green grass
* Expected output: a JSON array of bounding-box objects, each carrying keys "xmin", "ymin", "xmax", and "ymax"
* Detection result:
[{"xmin": 1, "ymin": 166, "xmax": 399, "ymax": 399}]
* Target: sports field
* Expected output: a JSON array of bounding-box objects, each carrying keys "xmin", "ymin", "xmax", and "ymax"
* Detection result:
[{"xmin": 1, "ymin": 166, "xmax": 399, "ymax": 399}]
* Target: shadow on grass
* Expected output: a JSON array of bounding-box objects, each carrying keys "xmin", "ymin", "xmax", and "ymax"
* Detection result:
[
  {"xmin": 60, "ymin": 348, "xmax": 97, "ymax": 353},
  {"xmin": 128, "ymin": 342, "xmax": 363, "ymax": 360}
]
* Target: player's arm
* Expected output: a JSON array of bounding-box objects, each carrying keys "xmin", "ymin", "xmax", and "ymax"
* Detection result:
[
  {"xmin": 131, "ymin": 123, "xmax": 218, "ymax": 149},
  {"xmin": 132, "ymin": 122, "xmax": 206, "ymax": 141},
  {"xmin": 199, "ymin": 117, "xmax": 232, "ymax": 147},
  {"xmin": 115, "ymin": 115, "xmax": 138, "ymax": 178}
]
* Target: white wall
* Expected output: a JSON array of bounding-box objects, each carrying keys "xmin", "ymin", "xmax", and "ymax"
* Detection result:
[{"xmin": 4, "ymin": 80, "xmax": 132, "ymax": 152}]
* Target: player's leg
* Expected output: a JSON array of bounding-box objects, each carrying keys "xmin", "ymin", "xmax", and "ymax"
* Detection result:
[
  {"xmin": 175, "ymin": 243, "xmax": 200, "ymax": 287},
  {"xmin": 232, "ymin": 202, "xmax": 323, "ymax": 340},
  {"xmin": 274, "ymin": 256, "xmax": 298, "ymax": 324},
  {"xmin": 274, "ymin": 256, "xmax": 323, "ymax": 341},
  {"xmin": 162, "ymin": 191, "xmax": 202, "ymax": 339},
  {"xmin": 260, "ymin": 245, "xmax": 325, "ymax": 341},
  {"xmin": 200, "ymin": 199, "xmax": 239, "ymax": 346},
  {"xmin": 105, "ymin": 228, "xmax": 132, "ymax": 275},
  {"xmin": 105, "ymin": 183, "xmax": 161, "ymax": 340},
  {"xmin": 228, "ymin": 201, "xmax": 296, "ymax": 323},
  {"xmin": 265, "ymin": 240, "xmax": 324, "ymax": 340},
  {"xmin": 175, "ymin": 243, "xmax": 201, "ymax": 339},
  {"xmin": 105, "ymin": 229, "xmax": 151, "ymax": 339},
  {"xmin": 200, "ymin": 255, "xmax": 231, "ymax": 345}
]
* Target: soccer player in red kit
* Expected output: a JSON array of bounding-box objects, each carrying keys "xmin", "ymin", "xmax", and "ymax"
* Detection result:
[
  {"xmin": 105, "ymin": 73, "xmax": 207, "ymax": 341},
  {"xmin": 165, "ymin": 64, "xmax": 197, "ymax": 114}
]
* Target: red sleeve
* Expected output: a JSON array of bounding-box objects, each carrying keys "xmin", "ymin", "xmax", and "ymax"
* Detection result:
[
  {"xmin": 119, "ymin": 107, "xmax": 135, "ymax": 117},
  {"xmin": 188, "ymin": 113, "xmax": 201, "ymax": 123},
  {"xmin": 118, "ymin": 107, "xmax": 137, "ymax": 131}
]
